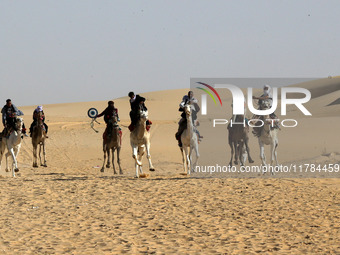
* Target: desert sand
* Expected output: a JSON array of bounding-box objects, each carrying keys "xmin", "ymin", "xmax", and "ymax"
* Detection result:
[{"xmin": 0, "ymin": 78, "xmax": 339, "ymax": 254}]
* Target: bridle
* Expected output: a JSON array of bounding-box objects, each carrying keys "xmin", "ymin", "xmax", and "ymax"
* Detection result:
[
  {"xmin": 108, "ymin": 113, "xmax": 119, "ymax": 129},
  {"xmin": 184, "ymin": 104, "xmax": 191, "ymax": 116},
  {"xmin": 15, "ymin": 117, "xmax": 23, "ymax": 130},
  {"xmin": 36, "ymin": 112, "xmax": 44, "ymax": 129}
]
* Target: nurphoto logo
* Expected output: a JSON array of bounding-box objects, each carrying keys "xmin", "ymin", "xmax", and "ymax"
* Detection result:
[{"xmin": 195, "ymin": 80, "xmax": 312, "ymax": 128}]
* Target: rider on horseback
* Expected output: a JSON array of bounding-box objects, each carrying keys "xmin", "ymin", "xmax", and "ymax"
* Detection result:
[
  {"xmin": 1, "ymin": 99, "xmax": 27, "ymax": 137},
  {"xmin": 252, "ymin": 85, "xmax": 279, "ymax": 137},
  {"xmin": 228, "ymin": 98, "xmax": 248, "ymax": 129},
  {"xmin": 128, "ymin": 92, "xmax": 152, "ymax": 132},
  {"xmin": 97, "ymin": 101, "xmax": 121, "ymax": 138},
  {"xmin": 175, "ymin": 91, "xmax": 203, "ymax": 147},
  {"xmin": 29, "ymin": 106, "xmax": 49, "ymax": 138}
]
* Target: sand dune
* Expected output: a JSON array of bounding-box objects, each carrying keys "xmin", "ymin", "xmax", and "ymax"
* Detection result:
[
  {"xmin": 287, "ymin": 76, "xmax": 340, "ymax": 99},
  {"xmin": 0, "ymin": 80, "xmax": 339, "ymax": 254},
  {"xmin": 328, "ymin": 97, "xmax": 340, "ymax": 106}
]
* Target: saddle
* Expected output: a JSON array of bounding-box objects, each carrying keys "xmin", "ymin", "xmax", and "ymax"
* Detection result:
[
  {"xmin": 1, "ymin": 127, "xmax": 14, "ymax": 138},
  {"xmin": 128, "ymin": 120, "xmax": 152, "ymax": 132},
  {"xmin": 31, "ymin": 124, "xmax": 48, "ymax": 138},
  {"xmin": 103, "ymin": 129, "xmax": 122, "ymax": 144},
  {"xmin": 103, "ymin": 122, "xmax": 122, "ymax": 145},
  {"xmin": 251, "ymin": 115, "xmax": 280, "ymax": 137}
]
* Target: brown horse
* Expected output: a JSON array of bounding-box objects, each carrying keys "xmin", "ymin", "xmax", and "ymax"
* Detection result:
[
  {"xmin": 101, "ymin": 114, "xmax": 123, "ymax": 174},
  {"xmin": 228, "ymin": 115, "xmax": 254, "ymax": 166},
  {"xmin": 32, "ymin": 111, "xmax": 47, "ymax": 167}
]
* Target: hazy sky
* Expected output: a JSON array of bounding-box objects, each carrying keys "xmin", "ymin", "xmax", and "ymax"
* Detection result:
[{"xmin": 1, "ymin": 0, "xmax": 340, "ymax": 106}]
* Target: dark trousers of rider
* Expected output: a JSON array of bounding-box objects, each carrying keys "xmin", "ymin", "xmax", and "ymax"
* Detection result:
[
  {"xmin": 5, "ymin": 118, "xmax": 26, "ymax": 133},
  {"xmin": 104, "ymin": 118, "xmax": 113, "ymax": 135},
  {"xmin": 129, "ymin": 111, "xmax": 138, "ymax": 126},
  {"xmin": 176, "ymin": 118, "xmax": 187, "ymax": 139},
  {"xmin": 30, "ymin": 121, "xmax": 48, "ymax": 133},
  {"xmin": 6, "ymin": 117, "xmax": 16, "ymax": 131}
]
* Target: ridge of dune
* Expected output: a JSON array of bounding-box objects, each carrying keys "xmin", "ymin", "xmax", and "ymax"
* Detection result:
[
  {"xmin": 18, "ymin": 77, "xmax": 340, "ymax": 122},
  {"xmin": 327, "ymin": 98, "xmax": 340, "ymax": 106},
  {"xmin": 287, "ymin": 76, "xmax": 340, "ymax": 99},
  {"xmin": 19, "ymin": 88, "xmax": 188, "ymax": 121}
]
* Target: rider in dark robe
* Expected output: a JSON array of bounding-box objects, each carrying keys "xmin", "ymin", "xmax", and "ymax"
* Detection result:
[
  {"xmin": 1, "ymin": 99, "xmax": 27, "ymax": 137},
  {"xmin": 128, "ymin": 92, "xmax": 151, "ymax": 131},
  {"xmin": 97, "ymin": 101, "xmax": 120, "ymax": 138},
  {"xmin": 29, "ymin": 105, "xmax": 49, "ymax": 138}
]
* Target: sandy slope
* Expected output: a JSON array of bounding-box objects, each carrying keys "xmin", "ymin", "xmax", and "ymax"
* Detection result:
[{"xmin": 0, "ymin": 80, "xmax": 339, "ymax": 254}]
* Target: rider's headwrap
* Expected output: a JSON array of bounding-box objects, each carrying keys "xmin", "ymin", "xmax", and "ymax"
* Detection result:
[
  {"xmin": 36, "ymin": 106, "xmax": 43, "ymax": 112},
  {"xmin": 262, "ymin": 85, "xmax": 273, "ymax": 107},
  {"xmin": 188, "ymin": 91, "xmax": 193, "ymax": 99},
  {"xmin": 108, "ymin": 101, "xmax": 114, "ymax": 109},
  {"xmin": 263, "ymin": 85, "xmax": 272, "ymax": 97}
]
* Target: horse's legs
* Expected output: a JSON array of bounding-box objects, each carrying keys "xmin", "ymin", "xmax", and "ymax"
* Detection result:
[
  {"xmin": 42, "ymin": 142, "xmax": 47, "ymax": 167},
  {"xmin": 259, "ymin": 139, "xmax": 266, "ymax": 170},
  {"xmin": 238, "ymin": 142, "xmax": 244, "ymax": 166},
  {"xmin": 101, "ymin": 143, "xmax": 106, "ymax": 172},
  {"xmin": 274, "ymin": 140, "xmax": 279, "ymax": 166},
  {"xmin": 13, "ymin": 145, "xmax": 21, "ymax": 174},
  {"xmin": 270, "ymin": 140, "xmax": 279, "ymax": 167},
  {"xmin": 269, "ymin": 142, "xmax": 276, "ymax": 175},
  {"xmin": 0, "ymin": 148, "xmax": 2, "ymax": 171},
  {"xmin": 106, "ymin": 148, "xmax": 111, "ymax": 168},
  {"xmin": 116, "ymin": 147, "xmax": 123, "ymax": 174},
  {"xmin": 180, "ymin": 148, "xmax": 187, "ymax": 173},
  {"xmin": 233, "ymin": 141, "xmax": 239, "ymax": 165},
  {"xmin": 32, "ymin": 144, "xmax": 38, "ymax": 167},
  {"xmin": 5, "ymin": 151, "xmax": 10, "ymax": 172},
  {"xmin": 229, "ymin": 141, "xmax": 234, "ymax": 167},
  {"xmin": 0, "ymin": 140, "xmax": 5, "ymax": 171},
  {"xmin": 190, "ymin": 136, "xmax": 199, "ymax": 173},
  {"xmin": 189, "ymin": 145, "xmax": 192, "ymax": 173},
  {"xmin": 145, "ymin": 142, "xmax": 155, "ymax": 171},
  {"xmin": 112, "ymin": 148, "xmax": 117, "ymax": 175},
  {"xmin": 244, "ymin": 136, "xmax": 254, "ymax": 163},
  {"xmin": 137, "ymin": 146, "xmax": 145, "ymax": 174},
  {"xmin": 9, "ymin": 148, "xmax": 17, "ymax": 177},
  {"xmin": 132, "ymin": 145, "xmax": 140, "ymax": 177},
  {"xmin": 183, "ymin": 146, "xmax": 190, "ymax": 175},
  {"xmin": 38, "ymin": 143, "xmax": 42, "ymax": 166}
]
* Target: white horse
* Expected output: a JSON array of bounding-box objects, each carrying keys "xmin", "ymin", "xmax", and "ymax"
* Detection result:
[
  {"xmin": 258, "ymin": 117, "xmax": 279, "ymax": 168},
  {"xmin": 256, "ymin": 102, "xmax": 279, "ymax": 175},
  {"xmin": 130, "ymin": 109, "xmax": 155, "ymax": 178},
  {"xmin": 0, "ymin": 117, "xmax": 24, "ymax": 177},
  {"xmin": 180, "ymin": 104, "xmax": 199, "ymax": 175}
]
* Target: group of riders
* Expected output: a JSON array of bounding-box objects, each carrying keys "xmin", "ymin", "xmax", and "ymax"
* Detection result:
[
  {"xmin": 0, "ymin": 85, "xmax": 278, "ymax": 145},
  {"xmin": 95, "ymin": 92, "xmax": 152, "ymax": 141},
  {"xmin": 94, "ymin": 85, "xmax": 278, "ymax": 147},
  {"xmin": 1, "ymin": 99, "xmax": 48, "ymax": 139}
]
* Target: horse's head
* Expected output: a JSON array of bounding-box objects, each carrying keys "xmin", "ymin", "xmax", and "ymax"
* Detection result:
[
  {"xmin": 109, "ymin": 111, "xmax": 118, "ymax": 123},
  {"xmin": 112, "ymin": 113, "xmax": 118, "ymax": 123},
  {"xmin": 37, "ymin": 111, "xmax": 44, "ymax": 123},
  {"xmin": 184, "ymin": 104, "xmax": 191, "ymax": 117},
  {"xmin": 139, "ymin": 109, "xmax": 149, "ymax": 121},
  {"xmin": 15, "ymin": 117, "xmax": 24, "ymax": 130},
  {"xmin": 260, "ymin": 100, "xmax": 271, "ymax": 110}
]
